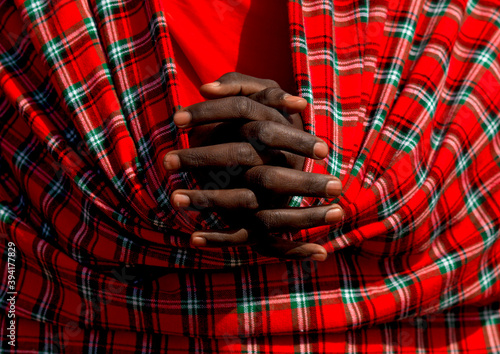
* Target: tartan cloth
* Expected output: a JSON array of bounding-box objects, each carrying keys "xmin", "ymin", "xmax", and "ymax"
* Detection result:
[{"xmin": 0, "ymin": 0, "xmax": 499, "ymax": 352}]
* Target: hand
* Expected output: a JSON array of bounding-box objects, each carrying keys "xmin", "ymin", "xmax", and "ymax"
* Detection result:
[{"xmin": 165, "ymin": 73, "xmax": 343, "ymax": 261}]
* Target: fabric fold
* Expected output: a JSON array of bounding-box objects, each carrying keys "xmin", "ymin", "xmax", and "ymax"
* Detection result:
[{"xmin": 0, "ymin": 0, "xmax": 499, "ymax": 348}]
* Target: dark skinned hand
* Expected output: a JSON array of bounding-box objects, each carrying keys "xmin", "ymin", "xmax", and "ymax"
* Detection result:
[{"xmin": 164, "ymin": 73, "xmax": 343, "ymax": 261}]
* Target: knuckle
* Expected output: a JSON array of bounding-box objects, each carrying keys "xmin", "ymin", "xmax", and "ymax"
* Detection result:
[
  {"xmin": 241, "ymin": 189, "xmax": 258, "ymax": 209},
  {"xmin": 250, "ymin": 166, "xmax": 275, "ymax": 189},
  {"xmin": 305, "ymin": 175, "xmax": 327, "ymax": 195},
  {"xmin": 304, "ymin": 181, "xmax": 319, "ymax": 196},
  {"xmin": 304, "ymin": 210, "xmax": 319, "ymax": 227},
  {"xmin": 234, "ymin": 143, "xmax": 259, "ymax": 165},
  {"xmin": 263, "ymin": 87, "xmax": 286, "ymax": 101},
  {"xmin": 184, "ymin": 150, "xmax": 205, "ymax": 167},
  {"xmin": 255, "ymin": 121, "xmax": 277, "ymax": 144},
  {"xmin": 256, "ymin": 210, "xmax": 279, "ymax": 230},
  {"xmin": 221, "ymin": 71, "xmax": 241, "ymax": 82},
  {"xmin": 234, "ymin": 96, "xmax": 256, "ymax": 118},
  {"xmin": 196, "ymin": 104, "xmax": 210, "ymax": 117},
  {"xmin": 262, "ymin": 79, "xmax": 279, "ymax": 88},
  {"xmin": 192, "ymin": 191, "xmax": 211, "ymax": 208}
]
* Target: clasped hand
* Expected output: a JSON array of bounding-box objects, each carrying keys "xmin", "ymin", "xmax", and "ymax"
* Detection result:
[{"xmin": 164, "ymin": 73, "xmax": 344, "ymax": 261}]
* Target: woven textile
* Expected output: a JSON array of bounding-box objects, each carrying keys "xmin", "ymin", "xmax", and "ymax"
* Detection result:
[{"xmin": 0, "ymin": 0, "xmax": 499, "ymax": 352}]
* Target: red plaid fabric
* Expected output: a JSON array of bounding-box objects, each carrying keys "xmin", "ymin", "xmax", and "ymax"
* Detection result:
[{"xmin": 1, "ymin": 0, "xmax": 499, "ymax": 352}]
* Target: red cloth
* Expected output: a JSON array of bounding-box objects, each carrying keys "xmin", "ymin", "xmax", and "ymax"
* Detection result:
[
  {"xmin": 165, "ymin": 0, "xmax": 296, "ymax": 106},
  {"xmin": 0, "ymin": 0, "xmax": 500, "ymax": 352}
]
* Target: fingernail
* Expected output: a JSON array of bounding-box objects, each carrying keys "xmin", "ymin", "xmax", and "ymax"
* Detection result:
[
  {"xmin": 325, "ymin": 207, "xmax": 344, "ymax": 223},
  {"xmin": 164, "ymin": 153, "xmax": 181, "ymax": 170},
  {"xmin": 308, "ymin": 253, "xmax": 327, "ymax": 262},
  {"xmin": 284, "ymin": 95, "xmax": 305, "ymax": 103},
  {"xmin": 173, "ymin": 193, "xmax": 190, "ymax": 208},
  {"xmin": 173, "ymin": 111, "xmax": 192, "ymax": 127},
  {"xmin": 205, "ymin": 81, "xmax": 221, "ymax": 87},
  {"xmin": 326, "ymin": 180, "xmax": 342, "ymax": 196},
  {"xmin": 313, "ymin": 141, "xmax": 329, "ymax": 158},
  {"xmin": 191, "ymin": 236, "xmax": 207, "ymax": 247}
]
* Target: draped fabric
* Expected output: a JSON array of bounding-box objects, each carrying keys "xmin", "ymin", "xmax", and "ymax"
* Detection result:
[{"xmin": 0, "ymin": 0, "xmax": 499, "ymax": 352}]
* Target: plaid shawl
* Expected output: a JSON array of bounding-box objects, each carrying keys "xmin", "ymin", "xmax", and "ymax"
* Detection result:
[{"xmin": 1, "ymin": 0, "xmax": 499, "ymax": 352}]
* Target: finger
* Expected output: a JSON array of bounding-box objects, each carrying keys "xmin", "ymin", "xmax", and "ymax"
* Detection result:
[
  {"xmin": 199, "ymin": 72, "xmax": 306, "ymax": 117},
  {"xmin": 239, "ymin": 121, "xmax": 329, "ymax": 159},
  {"xmin": 191, "ymin": 229, "xmax": 250, "ymax": 247},
  {"xmin": 173, "ymin": 96, "xmax": 290, "ymax": 128},
  {"xmin": 171, "ymin": 189, "xmax": 258, "ymax": 210},
  {"xmin": 245, "ymin": 166, "xmax": 343, "ymax": 197},
  {"xmin": 255, "ymin": 205, "xmax": 344, "ymax": 231},
  {"xmin": 166, "ymin": 124, "xmax": 328, "ymax": 171},
  {"xmin": 164, "ymin": 143, "xmax": 267, "ymax": 170},
  {"xmin": 248, "ymin": 87, "xmax": 307, "ymax": 114},
  {"xmin": 255, "ymin": 237, "xmax": 328, "ymax": 261},
  {"xmin": 191, "ymin": 230, "xmax": 328, "ymax": 261},
  {"xmin": 199, "ymin": 72, "xmax": 280, "ymax": 99}
]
